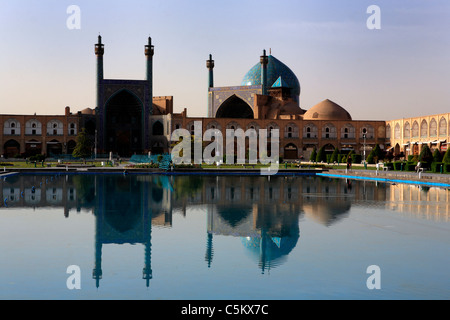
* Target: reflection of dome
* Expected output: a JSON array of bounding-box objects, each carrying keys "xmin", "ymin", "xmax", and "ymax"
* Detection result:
[
  {"xmin": 303, "ymin": 99, "xmax": 352, "ymax": 121},
  {"xmin": 241, "ymin": 55, "xmax": 300, "ymax": 102},
  {"xmin": 241, "ymin": 225, "xmax": 300, "ymax": 273},
  {"xmin": 217, "ymin": 205, "xmax": 252, "ymax": 227},
  {"xmin": 302, "ymin": 199, "xmax": 351, "ymax": 226}
]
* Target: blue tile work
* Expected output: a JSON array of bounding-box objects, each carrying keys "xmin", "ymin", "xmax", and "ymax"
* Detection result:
[
  {"xmin": 241, "ymin": 55, "xmax": 300, "ymax": 102},
  {"xmin": 272, "ymin": 76, "xmax": 290, "ymax": 88},
  {"xmin": 209, "ymin": 86, "xmax": 261, "ymax": 118}
]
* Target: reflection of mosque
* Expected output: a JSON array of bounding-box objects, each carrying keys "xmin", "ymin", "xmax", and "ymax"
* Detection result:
[{"xmin": 2, "ymin": 174, "xmax": 449, "ymax": 284}]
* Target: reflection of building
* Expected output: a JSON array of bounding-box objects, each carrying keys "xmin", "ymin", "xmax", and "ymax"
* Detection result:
[
  {"xmin": 2, "ymin": 173, "xmax": 449, "ymax": 282},
  {"xmin": 92, "ymin": 175, "xmax": 154, "ymax": 288},
  {"xmin": 204, "ymin": 202, "xmax": 300, "ymax": 274}
]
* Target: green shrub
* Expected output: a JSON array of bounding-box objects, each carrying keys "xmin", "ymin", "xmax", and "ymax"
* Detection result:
[
  {"xmin": 29, "ymin": 154, "xmax": 46, "ymax": 162},
  {"xmin": 420, "ymin": 161, "xmax": 429, "ymax": 169},
  {"xmin": 444, "ymin": 163, "xmax": 450, "ymax": 173},
  {"xmin": 338, "ymin": 154, "xmax": 347, "ymax": 163},
  {"xmin": 405, "ymin": 161, "xmax": 417, "ymax": 171},
  {"xmin": 330, "ymin": 148, "xmax": 340, "ymax": 163},
  {"xmin": 432, "ymin": 149, "xmax": 443, "ymax": 163},
  {"xmin": 419, "ymin": 145, "xmax": 433, "ymax": 163},
  {"xmin": 351, "ymin": 154, "xmax": 362, "ymax": 164},
  {"xmin": 309, "ymin": 148, "xmax": 317, "ymax": 162},
  {"xmin": 408, "ymin": 155, "xmax": 418, "ymax": 162},
  {"xmin": 384, "ymin": 162, "xmax": 394, "ymax": 170},
  {"xmin": 443, "ymin": 149, "xmax": 450, "ymax": 164},
  {"xmin": 316, "ymin": 146, "xmax": 326, "ymax": 163},
  {"xmin": 431, "ymin": 162, "xmax": 443, "ymax": 173},
  {"xmin": 393, "ymin": 161, "xmax": 404, "ymax": 171}
]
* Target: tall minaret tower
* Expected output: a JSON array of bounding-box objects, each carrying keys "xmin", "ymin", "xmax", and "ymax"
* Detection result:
[
  {"xmin": 260, "ymin": 49, "xmax": 268, "ymax": 95},
  {"xmin": 145, "ymin": 37, "xmax": 154, "ymax": 115},
  {"xmin": 95, "ymin": 35, "xmax": 104, "ymax": 110},
  {"xmin": 206, "ymin": 54, "xmax": 215, "ymax": 117},
  {"xmin": 207, "ymin": 54, "xmax": 214, "ymax": 88}
]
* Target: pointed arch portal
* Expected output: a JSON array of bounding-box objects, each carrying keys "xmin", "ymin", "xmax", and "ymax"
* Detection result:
[
  {"xmin": 105, "ymin": 90, "xmax": 144, "ymax": 157},
  {"xmin": 216, "ymin": 95, "xmax": 254, "ymax": 119}
]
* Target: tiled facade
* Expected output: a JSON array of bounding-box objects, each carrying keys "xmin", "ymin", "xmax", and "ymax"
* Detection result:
[
  {"xmin": 0, "ymin": 107, "xmax": 79, "ymax": 158},
  {"xmin": 386, "ymin": 113, "xmax": 450, "ymax": 156}
]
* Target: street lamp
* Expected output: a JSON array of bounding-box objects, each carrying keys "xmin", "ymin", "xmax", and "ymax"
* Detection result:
[{"xmin": 363, "ymin": 133, "xmax": 367, "ymax": 163}]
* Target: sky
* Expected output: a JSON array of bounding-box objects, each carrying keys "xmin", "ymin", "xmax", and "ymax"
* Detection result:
[{"xmin": 0, "ymin": 0, "xmax": 449, "ymax": 120}]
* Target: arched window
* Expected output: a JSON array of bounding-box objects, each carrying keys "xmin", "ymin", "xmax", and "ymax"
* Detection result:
[
  {"xmin": 341, "ymin": 124, "xmax": 355, "ymax": 139},
  {"xmin": 404, "ymin": 122, "xmax": 410, "ymax": 139},
  {"xmin": 394, "ymin": 123, "xmax": 401, "ymax": 140},
  {"xmin": 429, "ymin": 119, "xmax": 437, "ymax": 137},
  {"xmin": 421, "ymin": 120, "xmax": 428, "ymax": 138},
  {"xmin": 412, "ymin": 121, "xmax": 419, "ymax": 138},
  {"xmin": 322, "ymin": 124, "xmax": 336, "ymax": 139},
  {"xmin": 152, "ymin": 121, "xmax": 164, "ymax": 136},
  {"xmin": 439, "ymin": 117, "xmax": 447, "ymax": 136},
  {"xmin": 47, "ymin": 120, "xmax": 63, "ymax": 136},
  {"xmin": 303, "ymin": 124, "xmax": 317, "ymax": 139}
]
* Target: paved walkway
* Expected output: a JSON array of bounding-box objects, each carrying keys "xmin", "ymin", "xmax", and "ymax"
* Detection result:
[{"xmin": 322, "ymin": 169, "xmax": 450, "ymax": 187}]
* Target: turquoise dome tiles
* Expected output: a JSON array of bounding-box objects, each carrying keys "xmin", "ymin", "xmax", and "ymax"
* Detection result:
[
  {"xmin": 272, "ymin": 76, "xmax": 290, "ymax": 88},
  {"xmin": 241, "ymin": 55, "xmax": 301, "ymax": 101}
]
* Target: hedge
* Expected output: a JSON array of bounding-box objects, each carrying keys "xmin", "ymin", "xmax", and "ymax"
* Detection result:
[
  {"xmin": 351, "ymin": 154, "xmax": 362, "ymax": 164},
  {"xmin": 405, "ymin": 161, "xmax": 417, "ymax": 171},
  {"xmin": 393, "ymin": 161, "xmax": 405, "ymax": 171},
  {"xmin": 444, "ymin": 163, "xmax": 450, "ymax": 173},
  {"xmin": 431, "ymin": 162, "xmax": 443, "ymax": 173}
]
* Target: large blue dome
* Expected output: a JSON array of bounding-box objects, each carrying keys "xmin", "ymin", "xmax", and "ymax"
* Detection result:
[{"xmin": 241, "ymin": 55, "xmax": 301, "ymax": 101}]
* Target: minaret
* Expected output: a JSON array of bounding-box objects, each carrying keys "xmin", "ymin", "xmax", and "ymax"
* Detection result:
[
  {"xmin": 260, "ymin": 49, "xmax": 268, "ymax": 95},
  {"xmin": 95, "ymin": 35, "xmax": 104, "ymax": 110},
  {"xmin": 206, "ymin": 54, "xmax": 215, "ymax": 117},
  {"xmin": 207, "ymin": 54, "xmax": 214, "ymax": 88},
  {"xmin": 145, "ymin": 37, "xmax": 154, "ymax": 115}
]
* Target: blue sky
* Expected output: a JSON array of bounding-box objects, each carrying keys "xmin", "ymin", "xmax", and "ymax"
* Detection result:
[{"xmin": 0, "ymin": 0, "xmax": 449, "ymax": 120}]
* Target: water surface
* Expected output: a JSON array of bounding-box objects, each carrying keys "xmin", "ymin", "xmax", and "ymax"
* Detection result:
[{"xmin": 1, "ymin": 174, "xmax": 449, "ymax": 300}]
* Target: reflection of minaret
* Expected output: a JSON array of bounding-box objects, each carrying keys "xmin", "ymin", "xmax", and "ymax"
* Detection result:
[
  {"xmin": 92, "ymin": 187, "xmax": 103, "ymax": 288},
  {"xmin": 142, "ymin": 181, "xmax": 152, "ymax": 287},
  {"xmin": 91, "ymin": 175, "xmax": 154, "ymax": 288},
  {"xmin": 260, "ymin": 229, "xmax": 268, "ymax": 275},
  {"xmin": 205, "ymin": 206, "xmax": 214, "ymax": 268}
]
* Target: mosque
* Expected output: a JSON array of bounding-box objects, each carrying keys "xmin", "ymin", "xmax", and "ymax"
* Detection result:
[{"xmin": 0, "ymin": 36, "xmax": 448, "ymax": 160}]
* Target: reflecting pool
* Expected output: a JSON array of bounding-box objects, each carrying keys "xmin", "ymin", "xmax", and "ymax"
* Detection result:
[{"xmin": 0, "ymin": 173, "xmax": 449, "ymax": 300}]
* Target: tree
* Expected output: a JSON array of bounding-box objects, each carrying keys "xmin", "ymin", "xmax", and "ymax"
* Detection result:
[
  {"xmin": 367, "ymin": 144, "xmax": 383, "ymax": 164},
  {"xmin": 330, "ymin": 147, "xmax": 340, "ymax": 163},
  {"xmin": 316, "ymin": 146, "xmax": 326, "ymax": 163},
  {"xmin": 72, "ymin": 128, "xmax": 92, "ymax": 163},
  {"xmin": 443, "ymin": 148, "xmax": 450, "ymax": 164},
  {"xmin": 346, "ymin": 150, "xmax": 354, "ymax": 162},
  {"xmin": 309, "ymin": 148, "xmax": 317, "ymax": 162},
  {"xmin": 419, "ymin": 144, "xmax": 433, "ymax": 163},
  {"xmin": 432, "ymin": 149, "xmax": 442, "ymax": 163}
]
